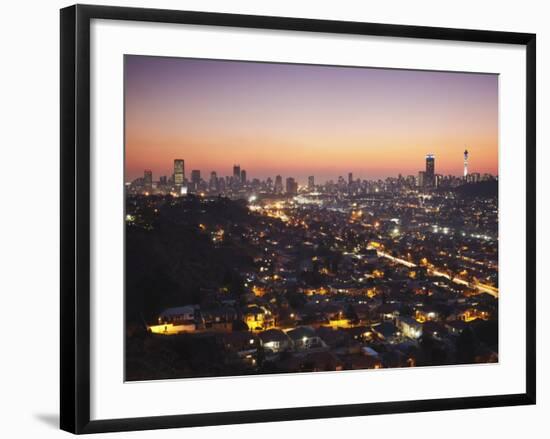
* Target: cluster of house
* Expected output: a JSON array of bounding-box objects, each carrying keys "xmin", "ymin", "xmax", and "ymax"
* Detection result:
[
  {"xmin": 146, "ymin": 285, "xmax": 497, "ymax": 373},
  {"xmin": 148, "ymin": 303, "xmax": 275, "ymax": 335}
]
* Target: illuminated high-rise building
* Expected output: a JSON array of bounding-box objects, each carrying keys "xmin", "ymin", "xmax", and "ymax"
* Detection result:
[
  {"xmin": 425, "ymin": 154, "xmax": 435, "ymax": 187},
  {"xmin": 464, "ymin": 149, "xmax": 469, "ymax": 177},
  {"xmin": 174, "ymin": 159, "xmax": 185, "ymax": 186}
]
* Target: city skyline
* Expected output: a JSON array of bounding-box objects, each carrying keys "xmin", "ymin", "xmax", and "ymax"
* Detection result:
[
  {"xmin": 128, "ymin": 150, "xmax": 493, "ymax": 188},
  {"xmin": 125, "ymin": 56, "xmax": 498, "ymax": 183},
  {"xmin": 125, "ymin": 55, "xmax": 499, "ymax": 380}
]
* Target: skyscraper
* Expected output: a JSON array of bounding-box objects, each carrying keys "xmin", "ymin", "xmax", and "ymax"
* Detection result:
[
  {"xmin": 174, "ymin": 159, "xmax": 184, "ymax": 187},
  {"xmin": 233, "ymin": 165, "xmax": 241, "ymax": 180},
  {"xmin": 418, "ymin": 171, "xmax": 426, "ymax": 188},
  {"xmin": 308, "ymin": 176, "xmax": 315, "ymax": 191},
  {"xmin": 348, "ymin": 172, "xmax": 353, "ymax": 186},
  {"xmin": 464, "ymin": 149, "xmax": 469, "ymax": 177},
  {"xmin": 286, "ymin": 177, "xmax": 298, "ymax": 195},
  {"xmin": 425, "ymin": 154, "xmax": 435, "ymax": 188},
  {"xmin": 274, "ymin": 175, "xmax": 283, "ymax": 194},
  {"xmin": 143, "ymin": 169, "xmax": 152, "ymax": 193},
  {"xmin": 191, "ymin": 170, "xmax": 201, "ymax": 187},
  {"xmin": 337, "ymin": 176, "xmax": 346, "ymax": 191},
  {"xmin": 232, "ymin": 164, "xmax": 241, "ymax": 188},
  {"xmin": 240, "ymin": 169, "xmax": 247, "ymax": 184},
  {"xmin": 209, "ymin": 171, "xmax": 218, "ymax": 191}
]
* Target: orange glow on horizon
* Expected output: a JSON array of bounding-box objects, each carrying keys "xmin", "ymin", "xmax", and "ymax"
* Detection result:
[{"xmin": 125, "ymin": 56, "xmax": 498, "ymax": 183}]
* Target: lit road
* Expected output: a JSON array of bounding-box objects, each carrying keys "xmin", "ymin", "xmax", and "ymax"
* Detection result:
[{"xmin": 377, "ymin": 250, "xmax": 499, "ymax": 298}]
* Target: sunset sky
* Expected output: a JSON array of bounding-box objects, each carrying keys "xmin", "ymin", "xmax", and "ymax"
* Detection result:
[{"xmin": 125, "ymin": 55, "xmax": 498, "ymax": 184}]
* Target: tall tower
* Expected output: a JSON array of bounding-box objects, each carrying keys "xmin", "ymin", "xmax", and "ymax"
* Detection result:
[
  {"xmin": 174, "ymin": 159, "xmax": 184, "ymax": 186},
  {"xmin": 233, "ymin": 165, "xmax": 241, "ymax": 180},
  {"xmin": 143, "ymin": 169, "xmax": 152, "ymax": 193},
  {"xmin": 425, "ymin": 154, "xmax": 435, "ymax": 187},
  {"xmin": 308, "ymin": 176, "xmax": 315, "ymax": 191},
  {"xmin": 463, "ymin": 149, "xmax": 469, "ymax": 177},
  {"xmin": 286, "ymin": 177, "xmax": 298, "ymax": 195},
  {"xmin": 274, "ymin": 175, "xmax": 283, "ymax": 194},
  {"xmin": 191, "ymin": 170, "xmax": 201, "ymax": 185},
  {"xmin": 209, "ymin": 171, "xmax": 218, "ymax": 191}
]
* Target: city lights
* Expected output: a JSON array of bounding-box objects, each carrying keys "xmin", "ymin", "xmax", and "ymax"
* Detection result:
[
  {"xmin": 126, "ymin": 150, "xmax": 498, "ymax": 379},
  {"xmin": 123, "ymin": 55, "xmax": 500, "ymax": 383}
]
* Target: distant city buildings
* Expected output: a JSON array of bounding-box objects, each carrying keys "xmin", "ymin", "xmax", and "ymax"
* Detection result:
[
  {"xmin": 274, "ymin": 175, "xmax": 283, "ymax": 194},
  {"xmin": 209, "ymin": 171, "xmax": 218, "ymax": 191},
  {"xmin": 308, "ymin": 176, "xmax": 315, "ymax": 191},
  {"xmin": 233, "ymin": 164, "xmax": 241, "ymax": 180},
  {"xmin": 159, "ymin": 175, "xmax": 167, "ymax": 187},
  {"xmin": 143, "ymin": 169, "xmax": 152, "ymax": 193},
  {"xmin": 126, "ymin": 148, "xmax": 499, "ymax": 379},
  {"xmin": 174, "ymin": 159, "xmax": 184, "ymax": 187},
  {"xmin": 127, "ymin": 149, "xmax": 494, "ymax": 198},
  {"xmin": 417, "ymin": 171, "xmax": 425, "ymax": 188},
  {"xmin": 286, "ymin": 177, "xmax": 298, "ymax": 195},
  {"xmin": 425, "ymin": 154, "xmax": 435, "ymax": 188},
  {"xmin": 191, "ymin": 170, "xmax": 201, "ymax": 190},
  {"xmin": 467, "ymin": 172, "xmax": 482, "ymax": 183}
]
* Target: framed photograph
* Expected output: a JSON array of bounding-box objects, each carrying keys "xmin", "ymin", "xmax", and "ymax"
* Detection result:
[{"xmin": 60, "ymin": 4, "xmax": 536, "ymax": 434}]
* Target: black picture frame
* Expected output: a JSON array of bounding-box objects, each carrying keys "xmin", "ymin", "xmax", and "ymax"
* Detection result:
[{"xmin": 60, "ymin": 4, "xmax": 536, "ymax": 434}]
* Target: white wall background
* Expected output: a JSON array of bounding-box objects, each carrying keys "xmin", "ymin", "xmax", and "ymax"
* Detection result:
[{"xmin": 0, "ymin": 0, "xmax": 546, "ymax": 437}]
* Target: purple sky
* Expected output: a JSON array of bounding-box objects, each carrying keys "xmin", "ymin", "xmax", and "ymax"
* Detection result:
[{"xmin": 125, "ymin": 56, "xmax": 498, "ymax": 183}]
